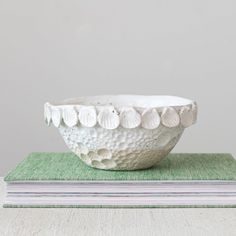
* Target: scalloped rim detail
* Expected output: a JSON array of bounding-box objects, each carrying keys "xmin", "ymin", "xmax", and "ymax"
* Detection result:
[
  {"xmin": 179, "ymin": 103, "xmax": 198, "ymax": 127},
  {"xmin": 141, "ymin": 108, "xmax": 160, "ymax": 129},
  {"xmin": 161, "ymin": 107, "xmax": 180, "ymax": 128},
  {"xmin": 45, "ymin": 102, "xmax": 197, "ymax": 129},
  {"xmin": 44, "ymin": 103, "xmax": 52, "ymax": 126},
  {"xmin": 51, "ymin": 108, "xmax": 61, "ymax": 128},
  {"xmin": 78, "ymin": 106, "xmax": 97, "ymax": 127},
  {"xmin": 120, "ymin": 107, "xmax": 141, "ymax": 129},
  {"xmin": 97, "ymin": 107, "xmax": 120, "ymax": 129},
  {"xmin": 62, "ymin": 107, "xmax": 78, "ymax": 127}
]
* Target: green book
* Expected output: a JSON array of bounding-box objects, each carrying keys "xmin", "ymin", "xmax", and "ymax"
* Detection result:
[{"xmin": 4, "ymin": 153, "xmax": 236, "ymax": 208}]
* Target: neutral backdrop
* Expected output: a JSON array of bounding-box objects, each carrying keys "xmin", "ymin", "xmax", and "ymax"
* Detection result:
[{"xmin": 0, "ymin": 0, "xmax": 235, "ymax": 175}]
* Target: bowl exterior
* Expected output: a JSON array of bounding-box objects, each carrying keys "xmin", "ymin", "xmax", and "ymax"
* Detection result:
[
  {"xmin": 45, "ymin": 96, "xmax": 197, "ymax": 170},
  {"xmin": 59, "ymin": 126, "xmax": 184, "ymax": 170}
]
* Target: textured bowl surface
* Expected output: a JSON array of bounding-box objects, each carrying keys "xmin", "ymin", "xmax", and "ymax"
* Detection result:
[{"xmin": 45, "ymin": 95, "xmax": 197, "ymax": 170}]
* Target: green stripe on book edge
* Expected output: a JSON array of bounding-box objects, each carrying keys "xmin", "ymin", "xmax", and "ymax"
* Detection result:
[{"xmin": 4, "ymin": 153, "xmax": 236, "ymax": 181}]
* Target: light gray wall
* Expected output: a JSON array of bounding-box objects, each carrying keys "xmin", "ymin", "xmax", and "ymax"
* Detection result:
[{"xmin": 0, "ymin": 0, "xmax": 235, "ymax": 175}]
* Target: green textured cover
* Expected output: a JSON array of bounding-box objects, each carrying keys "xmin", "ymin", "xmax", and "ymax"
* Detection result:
[
  {"xmin": 4, "ymin": 153, "xmax": 236, "ymax": 182},
  {"xmin": 4, "ymin": 153, "xmax": 236, "ymax": 208}
]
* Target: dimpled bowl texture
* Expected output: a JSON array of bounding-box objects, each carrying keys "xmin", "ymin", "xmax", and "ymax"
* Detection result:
[{"xmin": 44, "ymin": 95, "xmax": 197, "ymax": 170}]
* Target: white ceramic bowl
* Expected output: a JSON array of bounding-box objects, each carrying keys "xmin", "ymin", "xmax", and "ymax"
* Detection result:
[{"xmin": 44, "ymin": 95, "xmax": 197, "ymax": 170}]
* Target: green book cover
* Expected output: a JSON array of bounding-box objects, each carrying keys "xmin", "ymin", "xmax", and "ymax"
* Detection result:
[
  {"xmin": 4, "ymin": 153, "xmax": 236, "ymax": 182},
  {"xmin": 4, "ymin": 153, "xmax": 236, "ymax": 208}
]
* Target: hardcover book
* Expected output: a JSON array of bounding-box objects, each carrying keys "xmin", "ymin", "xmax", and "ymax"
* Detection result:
[{"xmin": 4, "ymin": 153, "xmax": 236, "ymax": 208}]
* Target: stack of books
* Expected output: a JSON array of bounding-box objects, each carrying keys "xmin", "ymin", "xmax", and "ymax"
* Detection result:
[{"xmin": 4, "ymin": 153, "xmax": 236, "ymax": 207}]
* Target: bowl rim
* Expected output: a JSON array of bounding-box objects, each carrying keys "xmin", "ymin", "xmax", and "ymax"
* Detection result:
[
  {"xmin": 47, "ymin": 95, "xmax": 194, "ymax": 108},
  {"xmin": 44, "ymin": 95, "xmax": 197, "ymax": 130}
]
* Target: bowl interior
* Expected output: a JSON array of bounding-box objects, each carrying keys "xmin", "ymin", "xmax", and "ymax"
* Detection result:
[{"xmin": 51, "ymin": 95, "xmax": 193, "ymax": 108}]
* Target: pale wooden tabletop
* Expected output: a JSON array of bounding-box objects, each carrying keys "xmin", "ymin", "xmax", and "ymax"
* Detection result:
[{"xmin": 0, "ymin": 177, "xmax": 235, "ymax": 236}]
